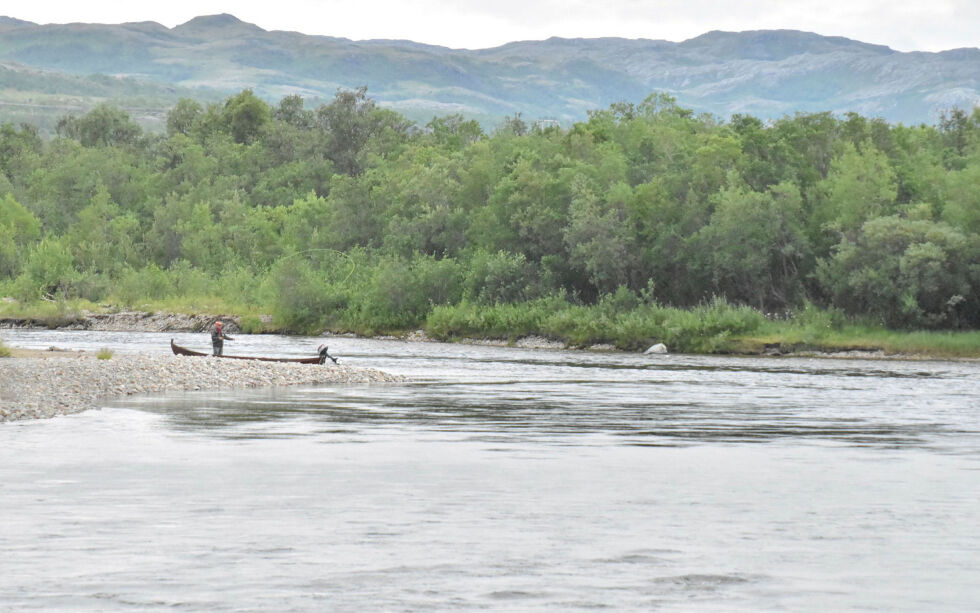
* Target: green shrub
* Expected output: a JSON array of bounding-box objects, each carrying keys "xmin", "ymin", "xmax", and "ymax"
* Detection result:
[
  {"xmin": 791, "ymin": 300, "xmax": 847, "ymax": 331},
  {"xmin": 114, "ymin": 264, "xmax": 175, "ymax": 306},
  {"xmin": 816, "ymin": 216, "xmax": 979, "ymax": 328},
  {"xmin": 169, "ymin": 259, "xmax": 213, "ymax": 298},
  {"xmin": 598, "ymin": 286, "xmax": 642, "ymax": 316},
  {"xmin": 541, "ymin": 304, "xmax": 610, "ymax": 346},
  {"xmin": 269, "ymin": 260, "xmax": 347, "ymax": 333},
  {"xmin": 66, "ymin": 271, "xmax": 114, "ymax": 302},
  {"xmin": 19, "ymin": 237, "xmax": 75, "ymax": 300},
  {"xmin": 427, "ymin": 298, "xmax": 557, "ymax": 340},
  {"xmin": 350, "ymin": 256, "xmax": 463, "ymax": 333},
  {"xmin": 237, "ymin": 314, "xmax": 266, "ymax": 334},
  {"xmin": 426, "ymin": 293, "xmax": 767, "ymax": 352},
  {"xmin": 463, "ymin": 250, "xmax": 536, "ymax": 304}
]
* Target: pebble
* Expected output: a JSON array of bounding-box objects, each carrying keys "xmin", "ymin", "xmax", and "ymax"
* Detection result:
[{"xmin": 0, "ymin": 354, "xmax": 405, "ymax": 423}]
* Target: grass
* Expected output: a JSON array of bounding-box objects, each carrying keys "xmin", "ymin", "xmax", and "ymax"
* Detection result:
[
  {"xmin": 0, "ymin": 340, "xmax": 11, "ymax": 358},
  {"xmin": 734, "ymin": 325, "xmax": 980, "ymax": 359},
  {"xmin": 2, "ymin": 296, "xmax": 978, "ymax": 359},
  {"xmin": 121, "ymin": 295, "xmax": 245, "ymax": 315},
  {"xmin": 96, "ymin": 348, "xmax": 114, "ymax": 360},
  {"xmin": 426, "ymin": 297, "xmax": 769, "ymax": 354},
  {"xmin": 112, "ymin": 296, "xmax": 276, "ymax": 333},
  {"xmin": 0, "ymin": 298, "xmax": 100, "ymax": 328},
  {"xmin": 0, "ymin": 295, "xmax": 281, "ymax": 334},
  {"xmin": 425, "ymin": 298, "xmax": 980, "ymax": 358}
]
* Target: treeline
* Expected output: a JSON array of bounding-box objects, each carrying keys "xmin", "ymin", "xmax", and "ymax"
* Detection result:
[{"xmin": 0, "ymin": 88, "xmax": 978, "ymax": 340}]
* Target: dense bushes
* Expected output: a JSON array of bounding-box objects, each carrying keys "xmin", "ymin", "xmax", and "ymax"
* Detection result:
[
  {"xmin": 269, "ymin": 260, "xmax": 347, "ymax": 333},
  {"xmin": 0, "ymin": 89, "xmax": 978, "ymax": 339},
  {"xmin": 816, "ymin": 216, "xmax": 979, "ymax": 328},
  {"xmin": 427, "ymin": 295, "xmax": 765, "ymax": 353}
]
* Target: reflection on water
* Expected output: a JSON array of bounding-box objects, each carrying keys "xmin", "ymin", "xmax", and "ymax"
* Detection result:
[
  {"xmin": 1, "ymin": 329, "xmax": 979, "ymax": 611},
  {"xmin": 121, "ymin": 382, "xmax": 953, "ymax": 450},
  {"xmin": 97, "ymin": 334, "xmax": 975, "ymax": 452}
]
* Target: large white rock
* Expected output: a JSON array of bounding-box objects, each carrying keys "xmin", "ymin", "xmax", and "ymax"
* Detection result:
[{"xmin": 644, "ymin": 343, "xmax": 668, "ymax": 354}]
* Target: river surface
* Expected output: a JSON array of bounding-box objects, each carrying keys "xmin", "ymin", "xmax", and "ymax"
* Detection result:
[{"xmin": 1, "ymin": 329, "xmax": 978, "ymax": 611}]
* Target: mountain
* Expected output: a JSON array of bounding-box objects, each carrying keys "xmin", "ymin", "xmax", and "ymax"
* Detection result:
[{"xmin": 0, "ymin": 13, "xmax": 977, "ymax": 129}]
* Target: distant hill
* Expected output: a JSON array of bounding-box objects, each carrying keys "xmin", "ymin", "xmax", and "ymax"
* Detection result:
[
  {"xmin": 0, "ymin": 61, "xmax": 225, "ymax": 134},
  {"xmin": 0, "ymin": 13, "xmax": 977, "ymax": 130}
]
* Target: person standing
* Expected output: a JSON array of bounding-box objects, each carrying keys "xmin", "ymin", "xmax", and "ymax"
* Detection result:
[{"xmin": 211, "ymin": 321, "xmax": 234, "ymax": 356}]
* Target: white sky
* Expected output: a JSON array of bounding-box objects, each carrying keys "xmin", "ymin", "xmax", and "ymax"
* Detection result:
[{"xmin": 4, "ymin": 0, "xmax": 978, "ymax": 52}]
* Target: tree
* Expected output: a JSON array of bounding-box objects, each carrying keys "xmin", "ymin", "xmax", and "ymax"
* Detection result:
[
  {"xmin": 223, "ymin": 90, "xmax": 271, "ymax": 145},
  {"xmin": 812, "ymin": 141, "xmax": 898, "ymax": 240},
  {"xmin": 689, "ymin": 133, "xmax": 742, "ymax": 199},
  {"xmin": 816, "ymin": 216, "xmax": 979, "ymax": 328},
  {"xmin": 166, "ymin": 99, "xmax": 204, "ymax": 137},
  {"xmin": 770, "ymin": 112, "xmax": 840, "ymax": 190},
  {"xmin": 0, "ymin": 194, "xmax": 41, "ymax": 277},
  {"xmin": 563, "ymin": 176, "xmax": 635, "ymax": 296},
  {"xmin": 56, "ymin": 104, "xmax": 142, "ymax": 147},
  {"xmin": 941, "ymin": 163, "xmax": 980, "ymax": 234},
  {"xmin": 485, "ymin": 155, "xmax": 568, "ymax": 263},
  {"xmin": 315, "ymin": 171, "xmax": 389, "ymax": 250},
  {"xmin": 697, "ymin": 182, "xmax": 810, "ymax": 309},
  {"xmin": 19, "ymin": 237, "xmax": 75, "ymax": 299},
  {"xmin": 0, "ymin": 122, "xmax": 42, "ymax": 183},
  {"xmin": 274, "ymin": 94, "xmax": 314, "ymax": 130},
  {"xmin": 637, "ymin": 92, "xmax": 691, "ymax": 120},
  {"xmin": 315, "ymin": 86, "xmax": 376, "ymax": 176},
  {"xmin": 66, "ymin": 185, "xmax": 140, "ymax": 274},
  {"xmin": 497, "ymin": 112, "xmax": 528, "ymax": 137},
  {"xmin": 426, "ymin": 114, "xmax": 483, "ymax": 150},
  {"xmin": 462, "ymin": 250, "xmax": 536, "ymax": 304},
  {"xmin": 731, "ymin": 114, "xmax": 793, "ymax": 191},
  {"xmin": 176, "ymin": 201, "xmax": 231, "ymax": 271},
  {"xmin": 353, "ymin": 255, "xmax": 463, "ymax": 331},
  {"xmin": 382, "ymin": 153, "xmax": 468, "ymax": 257},
  {"xmin": 147, "ymin": 194, "xmax": 229, "ymax": 269},
  {"xmin": 938, "ymin": 107, "xmax": 978, "ymax": 168}
]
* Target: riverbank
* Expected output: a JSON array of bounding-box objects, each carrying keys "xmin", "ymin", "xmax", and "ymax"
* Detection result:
[
  {"xmin": 2, "ymin": 304, "xmax": 979, "ymax": 360},
  {"xmin": 0, "ymin": 309, "xmax": 229, "ymax": 333},
  {"xmin": 0, "ymin": 351, "xmax": 404, "ymax": 423}
]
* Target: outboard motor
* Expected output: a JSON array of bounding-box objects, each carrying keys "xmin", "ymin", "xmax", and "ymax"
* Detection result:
[{"xmin": 317, "ymin": 344, "xmax": 338, "ymax": 364}]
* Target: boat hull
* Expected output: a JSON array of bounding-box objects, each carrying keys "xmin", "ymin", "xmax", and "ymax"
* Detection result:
[{"xmin": 170, "ymin": 339, "xmax": 323, "ymax": 364}]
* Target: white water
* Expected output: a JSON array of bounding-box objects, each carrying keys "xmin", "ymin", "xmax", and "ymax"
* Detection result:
[{"xmin": 1, "ymin": 330, "xmax": 978, "ymax": 611}]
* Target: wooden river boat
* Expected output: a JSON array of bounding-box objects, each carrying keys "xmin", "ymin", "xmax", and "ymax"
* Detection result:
[{"xmin": 170, "ymin": 339, "xmax": 325, "ymax": 364}]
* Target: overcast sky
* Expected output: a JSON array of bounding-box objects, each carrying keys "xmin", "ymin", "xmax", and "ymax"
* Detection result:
[{"xmin": 6, "ymin": 0, "xmax": 978, "ymax": 52}]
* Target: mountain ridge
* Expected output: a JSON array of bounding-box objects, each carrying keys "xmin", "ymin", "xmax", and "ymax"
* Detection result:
[{"xmin": 0, "ymin": 14, "xmax": 976, "ymax": 127}]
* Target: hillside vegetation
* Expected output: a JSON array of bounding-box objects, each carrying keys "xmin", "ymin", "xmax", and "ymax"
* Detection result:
[
  {"xmin": 0, "ymin": 61, "xmax": 225, "ymax": 136},
  {"xmin": 0, "ymin": 14, "xmax": 977, "ymax": 129},
  {"xmin": 0, "ymin": 90, "xmax": 978, "ymax": 354}
]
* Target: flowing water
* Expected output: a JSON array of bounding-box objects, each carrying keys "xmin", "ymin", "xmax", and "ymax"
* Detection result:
[{"xmin": 1, "ymin": 329, "xmax": 978, "ymax": 611}]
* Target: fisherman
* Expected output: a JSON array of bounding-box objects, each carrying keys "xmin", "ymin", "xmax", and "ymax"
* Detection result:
[{"xmin": 211, "ymin": 321, "xmax": 235, "ymax": 356}]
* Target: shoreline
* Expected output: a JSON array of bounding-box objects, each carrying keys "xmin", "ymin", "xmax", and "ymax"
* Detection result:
[
  {"xmin": 0, "ymin": 350, "xmax": 404, "ymax": 424},
  {"xmin": 2, "ymin": 318, "xmax": 975, "ymax": 423},
  {"xmin": 2, "ymin": 310, "xmax": 977, "ymax": 362}
]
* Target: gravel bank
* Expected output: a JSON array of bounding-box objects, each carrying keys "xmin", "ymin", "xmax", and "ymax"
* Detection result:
[{"xmin": 0, "ymin": 354, "xmax": 405, "ymax": 423}]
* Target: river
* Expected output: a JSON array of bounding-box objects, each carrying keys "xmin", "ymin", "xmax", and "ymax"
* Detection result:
[{"xmin": 1, "ymin": 329, "xmax": 978, "ymax": 611}]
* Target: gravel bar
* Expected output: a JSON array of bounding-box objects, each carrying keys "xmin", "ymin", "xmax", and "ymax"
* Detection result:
[{"xmin": 0, "ymin": 354, "xmax": 405, "ymax": 422}]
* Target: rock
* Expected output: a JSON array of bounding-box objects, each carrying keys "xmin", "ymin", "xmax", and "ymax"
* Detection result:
[
  {"xmin": 644, "ymin": 343, "xmax": 668, "ymax": 354},
  {"xmin": 514, "ymin": 336, "xmax": 565, "ymax": 349},
  {"xmin": 763, "ymin": 343, "xmax": 783, "ymax": 356},
  {"xmin": 405, "ymin": 329, "xmax": 430, "ymax": 342},
  {"xmin": 0, "ymin": 353, "xmax": 406, "ymax": 423},
  {"xmin": 588, "ymin": 343, "xmax": 616, "ymax": 352}
]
